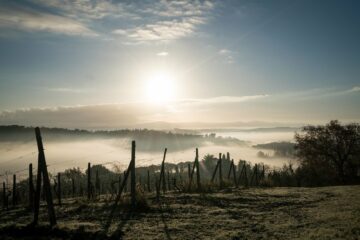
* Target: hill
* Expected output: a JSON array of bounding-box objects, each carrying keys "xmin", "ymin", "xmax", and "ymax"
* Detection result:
[{"xmin": 0, "ymin": 185, "xmax": 359, "ymax": 239}]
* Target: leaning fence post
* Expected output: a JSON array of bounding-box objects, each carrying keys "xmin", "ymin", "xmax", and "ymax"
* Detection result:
[
  {"xmin": 57, "ymin": 173, "xmax": 61, "ymax": 206},
  {"xmin": 159, "ymin": 148, "xmax": 167, "ymax": 194},
  {"xmin": 29, "ymin": 163, "xmax": 34, "ymax": 210},
  {"xmin": 33, "ymin": 127, "xmax": 56, "ymax": 226},
  {"xmin": 130, "ymin": 140, "xmax": 136, "ymax": 208},
  {"xmin": 87, "ymin": 163, "xmax": 91, "ymax": 200},
  {"xmin": 12, "ymin": 174, "xmax": 16, "ymax": 206}
]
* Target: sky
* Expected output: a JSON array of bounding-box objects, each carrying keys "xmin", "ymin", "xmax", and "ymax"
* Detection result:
[{"xmin": 0, "ymin": 0, "xmax": 359, "ymax": 129}]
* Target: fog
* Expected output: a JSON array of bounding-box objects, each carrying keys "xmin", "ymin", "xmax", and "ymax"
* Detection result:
[{"xmin": 0, "ymin": 129, "xmax": 296, "ymax": 181}]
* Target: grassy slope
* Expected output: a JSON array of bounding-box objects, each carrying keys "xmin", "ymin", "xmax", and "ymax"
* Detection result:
[{"xmin": 0, "ymin": 185, "xmax": 359, "ymax": 239}]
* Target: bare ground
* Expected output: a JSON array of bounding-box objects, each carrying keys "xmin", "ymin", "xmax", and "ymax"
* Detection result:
[{"xmin": 0, "ymin": 185, "xmax": 359, "ymax": 239}]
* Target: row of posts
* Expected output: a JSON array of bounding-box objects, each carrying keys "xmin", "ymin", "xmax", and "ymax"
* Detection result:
[{"xmin": 2, "ymin": 152, "xmax": 265, "ymax": 210}]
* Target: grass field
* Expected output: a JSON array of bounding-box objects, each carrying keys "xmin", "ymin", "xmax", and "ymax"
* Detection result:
[{"xmin": 0, "ymin": 185, "xmax": 359, "ymax": 239}]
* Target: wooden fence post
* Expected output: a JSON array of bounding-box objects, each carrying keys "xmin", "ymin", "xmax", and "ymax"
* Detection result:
[
  {"xmin": 227, "ymin": 160, "xmax": 233, "ymax": 179},
  {"xmin": 238, "ymin": 162, "xmax": 248, "ymax": 187},
  {"xmin": 219, "ymin": 153, "xmax": 223, "ymax": 188},
  {"xmin": 188, "ymin": 149, "xmax": 201, "ymax": 191},
  {"xmin": 232, "ymin": 160, "xmax": 238, "ymax": 187},
  {"xmin": 211, "ymin": 161, "xmax": 219, "ymax": 183},
  {"xmin": 147, "ymin": 170, "xmax": 151, "ymax": 192},
  {"xmin": 57, "ymin": 173, "xmax": 61, "ymax": 206},
  {"xmin": 227, "ymin": 159, "xmax": 238, "ymax": 186},
  {"xmin": 244, "ymin": 164, "xmax": 248, "ymax": 187},
  {"xmin": 87, "ymin": 163, "xmax": 91, "ymax": 200},
  {"xmin": 158, "ymin": 148, "xmax": 167, "ymax": 194},
  {"xmin": 33, "ymin": 127, "xmax": 56, "ymax": 226},
  {"xmin": 29, "ymin": 163, "xmax": 34, "ymax": 210},
  {"xmin": 195, "ymin": 148, "xmax": 201, "ymax": 191},
  {"xmin": 12, "ymin": 174, "xmax": 16, "ymax": 206},
  {"xmin": 187, "ymin": 163, "xmax": 191, "ymax": 180},
  {"xmin": 130, "ymin": 140, "xmax": 136, "ymax": 208}
]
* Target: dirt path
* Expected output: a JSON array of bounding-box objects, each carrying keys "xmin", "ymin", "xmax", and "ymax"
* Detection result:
[{"xmin": 0, "ymin": 186, "xmax": 359, "ymax": 239}]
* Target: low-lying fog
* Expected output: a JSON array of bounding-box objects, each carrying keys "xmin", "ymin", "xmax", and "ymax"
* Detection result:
[{"xmin": 0, "ymin": 129, "xmax": 297, "ymax": 181}]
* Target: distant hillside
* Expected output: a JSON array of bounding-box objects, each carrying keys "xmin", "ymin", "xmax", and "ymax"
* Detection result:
[
  {"xmin": 0, "ymin": 125, "xmax": 246, "ymax": 152},
  {"xmin": 253, "ymin": 141, "xmax": 296, "ymax": 158}
]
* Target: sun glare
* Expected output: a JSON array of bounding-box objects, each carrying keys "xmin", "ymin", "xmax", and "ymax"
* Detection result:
[{"xmin": 145, "ymin": 71, "xmax": 176, "ymax": 104}]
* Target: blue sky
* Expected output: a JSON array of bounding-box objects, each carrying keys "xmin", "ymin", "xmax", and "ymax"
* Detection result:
[{"xmin": 0, "ymin": 0, "xmax": 359, "ymax": 128}]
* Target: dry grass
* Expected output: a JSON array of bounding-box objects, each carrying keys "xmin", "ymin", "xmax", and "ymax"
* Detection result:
[{"xmin": 0, "ymin": 186, "xmax": 359, "ymax": 239}]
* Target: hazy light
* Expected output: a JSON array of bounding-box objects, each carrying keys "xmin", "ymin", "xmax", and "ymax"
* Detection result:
[{"xmin": 145, "ymin": 71, "xmax": 176, "ymax": 104}]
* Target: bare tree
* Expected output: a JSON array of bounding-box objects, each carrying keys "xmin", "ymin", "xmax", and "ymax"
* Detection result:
[{"xmin": 295, "ymin": 120, "xmax": 360, "ymax": 184}]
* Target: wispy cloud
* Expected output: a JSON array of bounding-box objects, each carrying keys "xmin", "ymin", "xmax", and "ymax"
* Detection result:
[
  {"xmin": 181, "ymin": 94, "xmax": 269, "ymax": 105},
  {"xmin": 0, "ymin": 0, "xmax": 215, "ymax": 40},
  {"xmin": 0, "ymin": 2, "xmax": 97, "ymax": 36},
  {"xmin": 112, "ymin": 1, "xmax": 215, "ymax": 42},
  {"xmin": 45, "ymin": 87, "xmax": 88, "ymax": 93},
  {"xmin": 113, "ymin": 17, "xmax": 207, "ymax": 41},
  {"xmin": 346, "ymin": 86, "xmax": 360, "ymax": 93}
]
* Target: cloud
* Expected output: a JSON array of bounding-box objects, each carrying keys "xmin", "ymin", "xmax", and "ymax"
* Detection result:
[
  {"xmin": 157, "ymin": 52, "xmax": 169, "ymax": 57},
  {"xmin": 0, "ymin": 104, "xmax": 141, "ymax": 129},
  {"xmin": 112, "ymin": 1, "xmax": 215, "ymax": 41},
  {"xmin": 45, "ymin": 88, "xmax": 88, "ymax": 93},
  {"xmin": 0, "ymin": 94, "xmax": 268, "ymax": 129},
  {"xmin": 0, "ymin": 2, "xmax": 97, "ymax": 36},
  {"xmin": 182, "ymin": 95, "xmax": 269, "ymax": 105},
  {"xmin": 347, "ymin": 86, "xmax": 360, "ymax": 93},
  {"xmin": 30, "ymin": 0, "xmax": 136, "ymax": 20},
  {"xmin": 0, "ymin": 0, "xmax": 215, "ymax": 40},
  {"xmin": 113, "ymin": 17, "xmax": 207, "ymax": 41}
]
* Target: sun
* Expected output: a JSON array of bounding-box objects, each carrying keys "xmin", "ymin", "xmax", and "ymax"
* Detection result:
[{"xmin": 145, "ymin": 71, "xmax": 176, "ymax": 104}]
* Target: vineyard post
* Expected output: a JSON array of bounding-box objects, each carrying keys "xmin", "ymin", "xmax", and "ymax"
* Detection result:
[
  {"xmin": 159, "ymin": 148, "xmax": 167, "ymax": 194},
  {"xmin": 12, "ymin": 174, "xmax": 16, "ymax": 206},
  {"xmin": 33, "ymin": 127, "xmax": 56, "ymax": 226},
  {"xmin": 29, "ymin": 163, "xmax": 34, "ymax": 210},
  {"xmin": 211, "ymin": 160, "xmax": 219, "ymax": 183},
  {"xmin": 232, "ymin": 160, "xmax": 238, "ymax": 187},
  {"xmin": 187, "ymin": 163, "xmax": 191, "ymax": 181},
  {"xmin": 195, "ymin": 148, "xmax": 201, "ymax": 191},
  {"xmin": 219, "ymin": 153, "xmax": 223, "ymax": 188},
  {"xmin": 130, "ymin": 140, "xmax": 136, "ymax": 208},
  {"xmin": 87, "ymin": 163, "xmax": 91, "ymax": 200},
  {"xmin": 147, "ymin": 170, "xmax": 151, "ymax": 192},
  {"xmin": 57, "ymin": 173, "xmax": 61, "ymax": 206}
]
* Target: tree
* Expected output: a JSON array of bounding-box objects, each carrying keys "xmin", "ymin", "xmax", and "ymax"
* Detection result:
[{"xmin": 295, "ymin": 120, "xmax": 360, "ymax": 184}]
